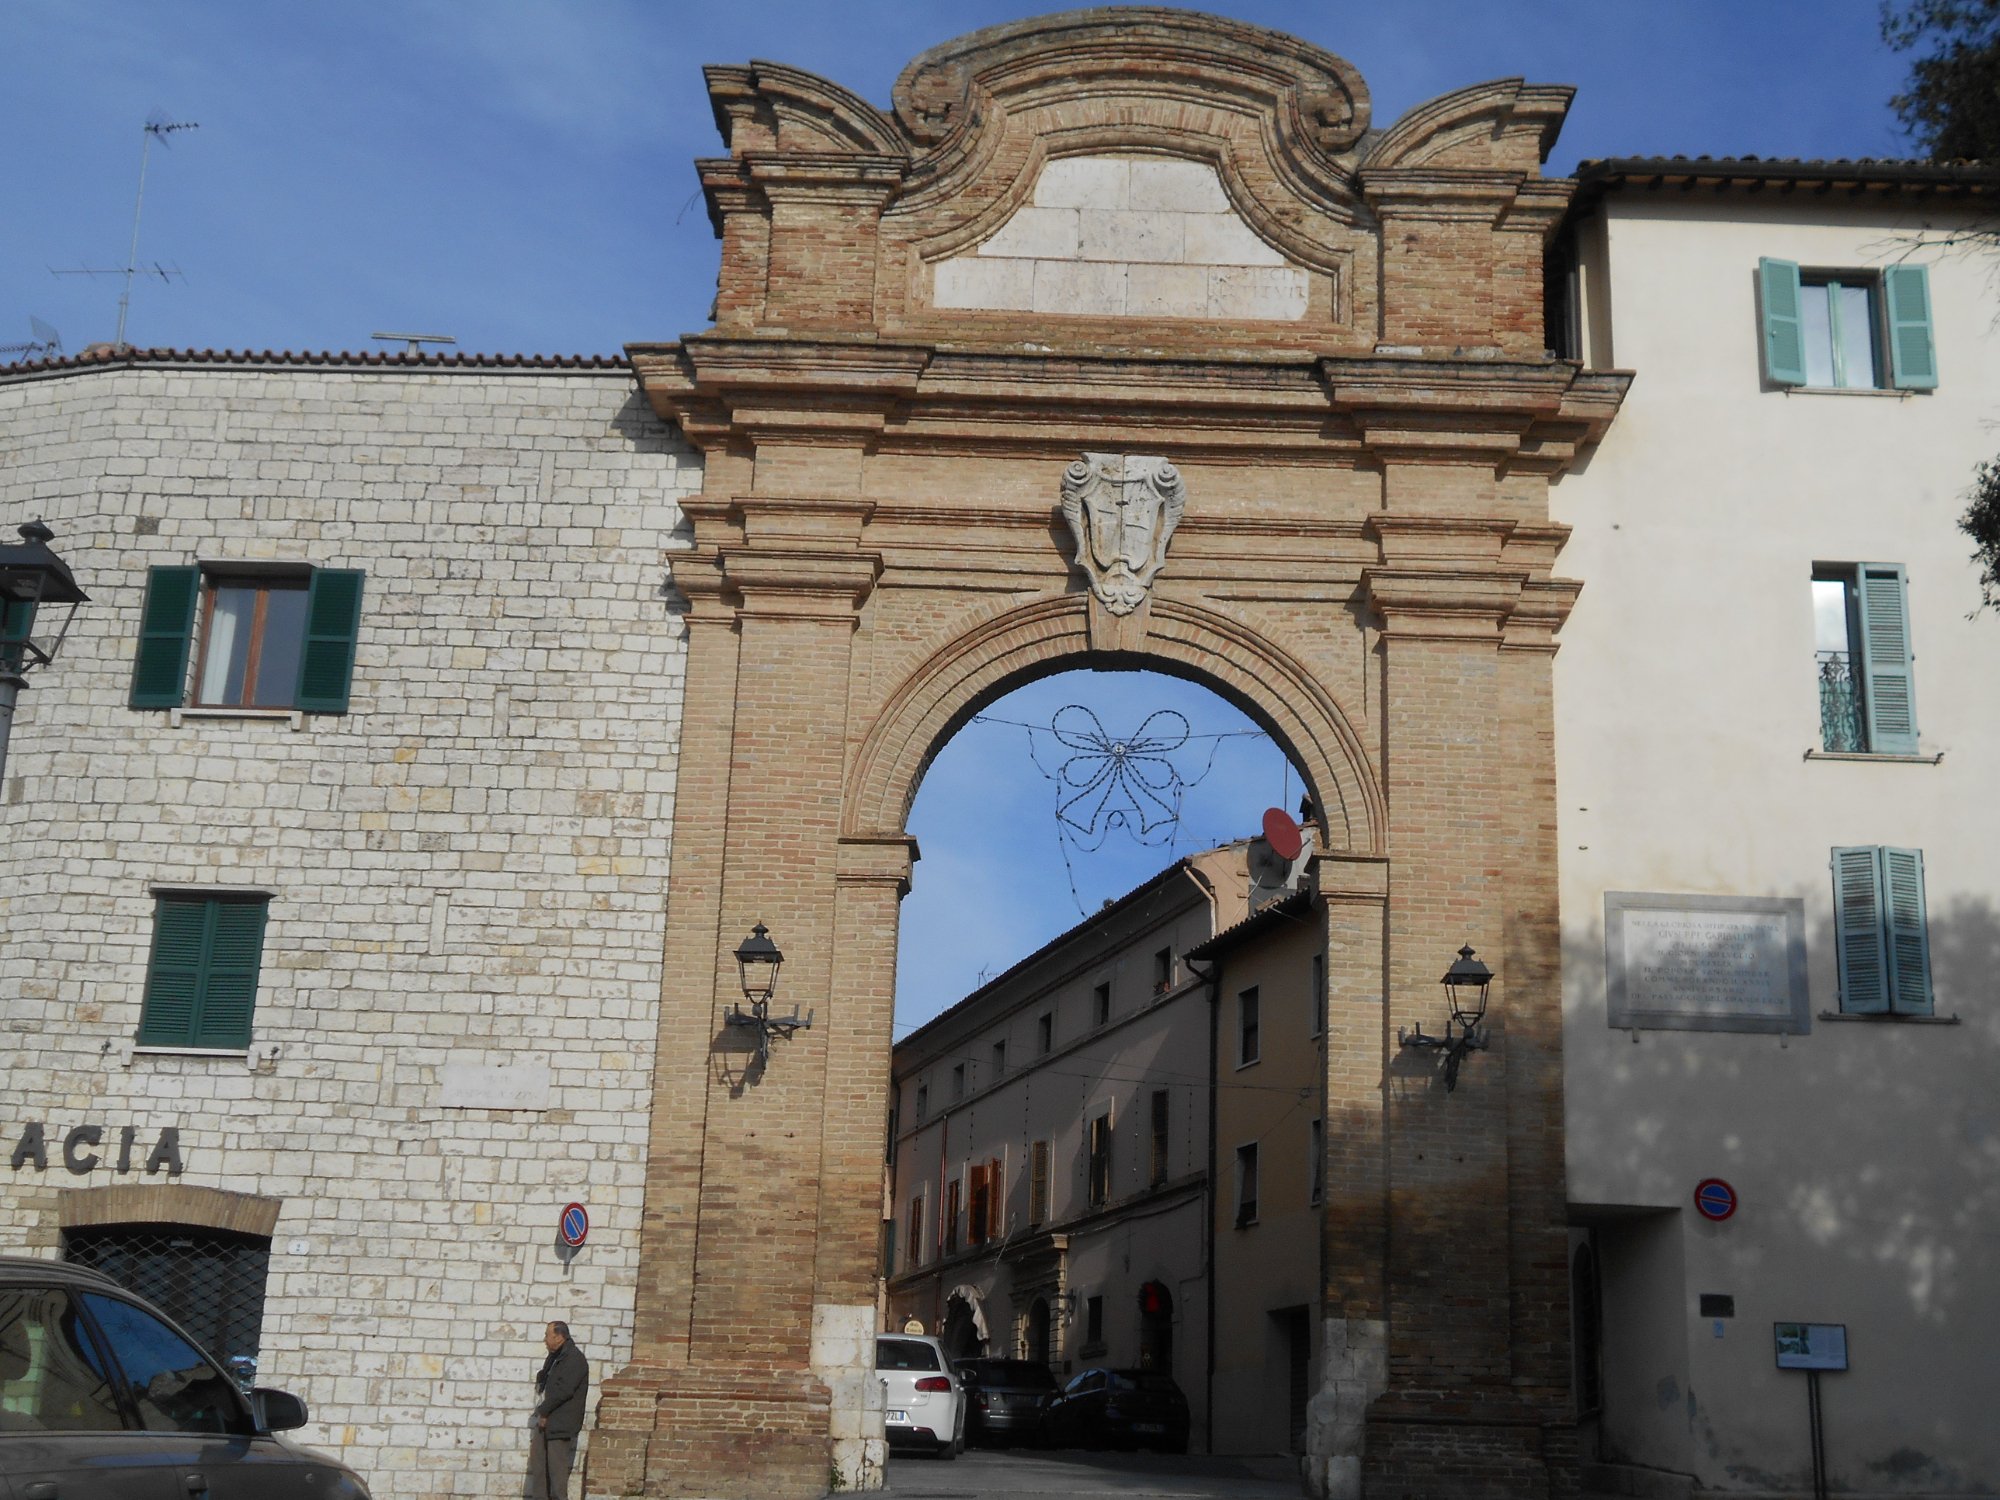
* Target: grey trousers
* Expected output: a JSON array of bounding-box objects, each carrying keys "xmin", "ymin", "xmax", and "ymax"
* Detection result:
[{"xmin": 526, "ymin": 1427, "xmax": 576, "ymax": 1500}]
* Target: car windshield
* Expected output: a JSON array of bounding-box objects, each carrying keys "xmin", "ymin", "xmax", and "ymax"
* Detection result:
[
  {"xmin": 876, "ymin": 1339, "xmax": 941, "ymax": 1372},
  {"xmin": 1110, "ymin": 1370, "xmax": 1179, "ymax": 1391},
  {"xmin": 963, "ymin": 1360, "xmax": 1055, "ymax": 1388}
]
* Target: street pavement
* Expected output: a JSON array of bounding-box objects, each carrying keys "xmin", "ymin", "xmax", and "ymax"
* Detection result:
[{"xmin": 881, "ymin": 1447, "xmax": 1301, "ymax": 1498}]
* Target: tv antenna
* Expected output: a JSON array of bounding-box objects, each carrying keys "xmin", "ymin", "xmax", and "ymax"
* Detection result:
[
  {"xmin": 370, "ymin": 332, "xmax": 457, "ymax": 355},
  {"xmin": 53, "ymin": 113, "xmax": 198, "ymax": 348},
  {"xmin": 0, "ymin": 318, "xmax": 63, "ymax": 363}
]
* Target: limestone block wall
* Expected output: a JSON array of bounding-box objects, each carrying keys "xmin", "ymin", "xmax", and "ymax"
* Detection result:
[{"xmin": 0, "ymin": 357, "xmax": 694, "ymax": 1500}]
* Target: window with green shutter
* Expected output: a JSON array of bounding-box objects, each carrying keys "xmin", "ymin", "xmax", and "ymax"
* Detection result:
[
  {"xmin": 138, "ymin": 894, "xmax": 271, "ymax": 1049},
  {"xmin": 131, "ymin": 565, "xmax": 363, "ymax": 713},
  {"xmin": 1811, "ymin": 564, "xmax": 1918, "ymax": 755},
  {"xmin": 1831, "ymin": 847, "xmax": 1933, "ymax": 1016},
  {"xmin": 1761, "ymin": 259, "xmax": 1937, "ymax": 391}
]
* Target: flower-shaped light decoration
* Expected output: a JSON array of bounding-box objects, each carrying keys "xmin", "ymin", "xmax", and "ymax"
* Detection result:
[{"xmin": 1046, "ymin": 705, "xmax": 1193, "ymax": 852}]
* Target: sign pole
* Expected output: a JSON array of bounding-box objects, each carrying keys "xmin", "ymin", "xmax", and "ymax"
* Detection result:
[{"xmin": 1816, "ymin": 1376, "xmax": 1832, "ymax": 1500}]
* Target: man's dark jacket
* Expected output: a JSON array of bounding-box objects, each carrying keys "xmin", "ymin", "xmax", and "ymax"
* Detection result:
[{"xmin": 535, "ymin": 1338, "xmax": 590, "ymax": 1440}]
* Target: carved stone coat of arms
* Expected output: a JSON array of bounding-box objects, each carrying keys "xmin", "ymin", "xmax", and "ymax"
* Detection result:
[{"xmin": 1059, "ymin": 453, "xmax": 1186, "ymax": 615}]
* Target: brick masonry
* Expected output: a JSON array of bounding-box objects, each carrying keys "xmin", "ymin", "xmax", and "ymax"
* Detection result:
[
  {"xmin": 608, "ymin": 11, "xmax": 1625, "ymax": 1500},
  {"xmin": 0, "ymin": 359, "xmax": 696, "ymax": 1499}
]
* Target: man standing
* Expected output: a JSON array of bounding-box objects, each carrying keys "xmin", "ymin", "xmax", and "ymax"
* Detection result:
[{"xmin": 528, "ymin": 1320, "xmax": 589, "ymax": 1500}]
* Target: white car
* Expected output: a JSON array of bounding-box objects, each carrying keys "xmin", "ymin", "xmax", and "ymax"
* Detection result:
[{"xmin": 876, "ymin": 1333, "xmax": 965, "ymax": 1458}]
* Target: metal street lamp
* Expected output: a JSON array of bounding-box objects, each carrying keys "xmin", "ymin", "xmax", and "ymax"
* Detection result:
[
  {"xmin": 1397, "ymin": 944, "xmax": 1494, "ymax": 1093},
  {"xmin": 724, "ymin": 922, "xmax": 813, "ymax": 1065},
  {"xmin": 0, "ymin": 521, "xmax": 89, "ymax": 785}
]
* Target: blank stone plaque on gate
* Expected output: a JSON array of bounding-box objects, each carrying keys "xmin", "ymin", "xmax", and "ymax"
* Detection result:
[{"xmin": 1604, "ymin": 893, "xmax": 1810, "ymax": 1034}]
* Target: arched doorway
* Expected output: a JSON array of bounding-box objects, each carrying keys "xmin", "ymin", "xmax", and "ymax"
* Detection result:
[{"xmin": 587, "ymin": 10, "xmax": 1621, "ymax": 1499}]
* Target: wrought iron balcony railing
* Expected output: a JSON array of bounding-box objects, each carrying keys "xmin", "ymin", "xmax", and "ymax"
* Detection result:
[{"xmin": 1818, "ymin": 650, "xmax": 1864, "ymax": 752}]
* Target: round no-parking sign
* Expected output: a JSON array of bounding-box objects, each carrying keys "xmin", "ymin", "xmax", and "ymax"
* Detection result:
[
  {"xmin": 1694, "ymin": 1179, "xmax": 1738, "ymax": 1222},
  {"xmin": 560, "ymin": 1202, "xmax": 590, "ymax": 1248}
]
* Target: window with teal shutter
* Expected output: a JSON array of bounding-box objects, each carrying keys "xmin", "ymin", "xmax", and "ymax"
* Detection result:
[
  {"xmin": 294, "ymin": 569, "xmax": 364, "ymax": 713},
  {"xmin": 130, "ymin": 566, "xmax": 201, "ymax": 708},
  {"xmin": 1831, "ymin": 846, "xmax": 1932, "ymax": 1016},
  {"xmin": 1883, "ymin": 264, "xmax": 1938, "ymax": 389},
  {"xmin": 1759, "ymin": 258, "xmax": 1807, "ymax": 386},
  {"xmin": 1762, "ymin": 259, "xmax": 1938, "ymax": 391},
  {"xmin": 131, "ymin": 565, "xmax": 363, "ymax": 713},
  {"xmin": 1812, "ymin": 564, "xmax": 1917, "ymax": 754},
  {"xmin": 138, "ymin": 895, "xmax": 270, "ymax": 1049}
]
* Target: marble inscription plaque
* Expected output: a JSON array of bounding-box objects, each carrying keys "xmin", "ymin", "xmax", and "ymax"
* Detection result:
[
  {"xmin": 1604, "ymin": 893, "xmax": 1810, "ymax": 1034},
  {"xmin": 440, "ymin": 1056, "xmax": 551, "ymax": 1110}
]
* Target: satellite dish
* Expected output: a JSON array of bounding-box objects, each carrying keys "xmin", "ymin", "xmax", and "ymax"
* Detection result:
[{"xmin": 1260, "ymin": 807, "xmax": 1303, "ymax": 861}]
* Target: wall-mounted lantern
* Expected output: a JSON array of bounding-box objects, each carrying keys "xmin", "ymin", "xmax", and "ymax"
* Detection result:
[
  {"xmin": 0, "ymin": 520, "xmax": 90, "ymax": 784},
  {"xmin": 724, "ymin": 923, "xmax": 814, "ymax": 1064},
  {"xmin": 1397, "ymin": 944, "xmax": 1493, "ymax": 1092}
]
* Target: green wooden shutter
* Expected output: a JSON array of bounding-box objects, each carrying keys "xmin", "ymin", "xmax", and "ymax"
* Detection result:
[
  {"xmin": 129, "ymin": 566, "xmax": 200, "ymax": 709},
  {"xmin": 294, "ymin": 568, "xmax": 364, "ymax": 713},
  {"xmin": 1832, "ymin": 847, "xmax": 1889, "ymax": 1014},
  {"xmin": 138, "ymin": 898, "xmax": 210, "ymax": 1045},
  {"xmin": 192, "ymin": 899, "xmax": 266, "ymax": 1048},
  {"xmin": 1759, "ymin": 258, "xmax": 1806, "ymax": 386},
  {"xmin": 1883, "ymin": 264, "xmax": 1938, "ymax": 390},
  {"xmin": 1880, "ymin": 847, "xmax": 1933, "ymax": 1015},
  {"xmin": 1855, "ymin": 564, "xmax": 1918, "ymax": 754}
]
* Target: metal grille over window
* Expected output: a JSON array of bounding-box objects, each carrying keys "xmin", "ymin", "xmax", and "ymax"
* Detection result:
[{"xmin": 63, "ymin": 1226, "xmax": 272, "ymax": 1390}]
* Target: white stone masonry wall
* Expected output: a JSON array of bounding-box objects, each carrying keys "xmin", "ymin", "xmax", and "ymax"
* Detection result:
[
  {"xmin": 932, "ymin": 154, "xmax": 1310, "ymax": 320},
  {"xmin": 0, "ymin": 363, "xmax": 694, "ymax": 1499}
]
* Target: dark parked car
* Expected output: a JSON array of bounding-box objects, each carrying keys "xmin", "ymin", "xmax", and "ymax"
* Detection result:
[
  {"xmin": 0, "ymin": 1255, "xmax": 371, "ymax": 1498},
  {"xmin": 954, "ymin": 1357, "xmax": 1057, "ymax": 1446},
  {"xmin": 1046, "ymin": 1365, "xmax": 1191, "ymax": 1453}
]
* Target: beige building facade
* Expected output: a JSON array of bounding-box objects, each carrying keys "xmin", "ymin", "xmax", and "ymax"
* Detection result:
[{"xmin": 1552, "ymin": 159, "xmax": 2000, "ymax": 1498}]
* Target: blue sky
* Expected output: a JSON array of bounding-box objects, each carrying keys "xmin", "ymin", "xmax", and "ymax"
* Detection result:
[{"xmin": 2, "ymin": 2, "xmax": 1921, "ymax": 1030}]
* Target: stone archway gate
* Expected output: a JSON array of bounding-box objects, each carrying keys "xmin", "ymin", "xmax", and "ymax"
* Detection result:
[{"xmin": 588, "ymin": 12, "xmax": 1626, "ymax": 1499}]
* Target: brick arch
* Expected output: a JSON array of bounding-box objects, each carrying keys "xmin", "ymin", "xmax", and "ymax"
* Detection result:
[
  {"xmin": 57, "ymin": 1183, "xmax": 282, "ymax": 1239},
  {"xmin": 843, "ymin": 592, "xmax": 1386, "ymax": 855}
]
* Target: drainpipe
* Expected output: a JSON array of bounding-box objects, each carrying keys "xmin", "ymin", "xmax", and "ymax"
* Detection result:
[{"xmin": 1185, "ymin": 951, "xmax": 1221, "ymax": 1458}]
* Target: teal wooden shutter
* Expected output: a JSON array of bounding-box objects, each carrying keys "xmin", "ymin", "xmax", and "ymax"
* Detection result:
[
  {"xmin": 138, "ymin": 898, "xmax": 210, "ymax": 1045},
  {"xmin": 192, "ymin": 899, "xmax": 266, "ymax": 1048},
  {"xmin": 1832, "ymin": 847, "xmax": 1889, "ymax": 1014},
  {"xmin": 1883, "ymin": 264, "xmax": 1938, "ymax": 390},
  {"xmin": 1880, "ymin": 848, "xmax": 1933, "ymax": 1015},
  {"xmin": 129, "ymin": 566, "xmax": 200, "ymax": 709},
  {"xmin": 1759, "ymin": 258, "xmax": 1806, "ymax": 386},
  {"xmin": 1855, "ymin": 564, "xmax": 1917, "ymax": 754},
  {"xmin": 294, "ymin": 568, "xmax": 364, "ymax": 713}
]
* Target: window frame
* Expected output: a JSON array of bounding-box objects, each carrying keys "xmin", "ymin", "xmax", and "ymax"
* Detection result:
[
  {"xmin": 1832, "ymin": 845, "xmax": 1934, "ymax": 1016},
  {"xmin": 1029, "ymin": 1139, "xmax": 1051, "ymax": 1226},
  {"xmin": 191, "ymin": 571, "xmax": 312, "ymax": 711},
  {"xmin": 1234, "ymin": 1142, "xmax": 1259, "ymax": 1228},
  {"xmin": 1092, "ymin": 981, "xmax": 1111, "ymax": 1028},
  {"xmin": 1037, "ymin": 1012, "xmax": 1053, "ymax": 1055},
  {"xmin": 1812, "ymin": 563, "xmax": 1919, "ymax": 757},
  {"xmin": 1760, "ymin": 258, "xmax": 1936, "ymax": 392},
  {"xmin": 1087, "ymin": 1111, "xmax": 1112, "ymax": 1208},
  {"xmin": 1237, "ymin": 985, "xmax": 1260, "ymax": 1068},
  {"xmin": 1309, "ymin": 1118, "xmax": 1324, "ymax": 1207}
]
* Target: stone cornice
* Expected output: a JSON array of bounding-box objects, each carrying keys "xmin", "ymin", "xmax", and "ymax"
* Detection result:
[
  {"xmin": 1361, "ymin": 566, "xmax": 1526, "ymax": 642},
  {"xmin": 635, "ymin": 340, "xmax": 1626, "ymax": 475}
]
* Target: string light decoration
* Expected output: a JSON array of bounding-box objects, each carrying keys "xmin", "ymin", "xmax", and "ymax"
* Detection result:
[{"xmin": 971, "ymin": 704, "xmax": 1278, "ymax": 915}]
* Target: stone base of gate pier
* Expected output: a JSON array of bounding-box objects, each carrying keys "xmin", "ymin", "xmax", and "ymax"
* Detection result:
[
  {"xmin": 586, "ymin": 1364, "xmax": 836, "ymax": 1499},
  {"xmin": 1362, "ymin": 1395, "xmax": 1577, "ymax": 1500}
]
